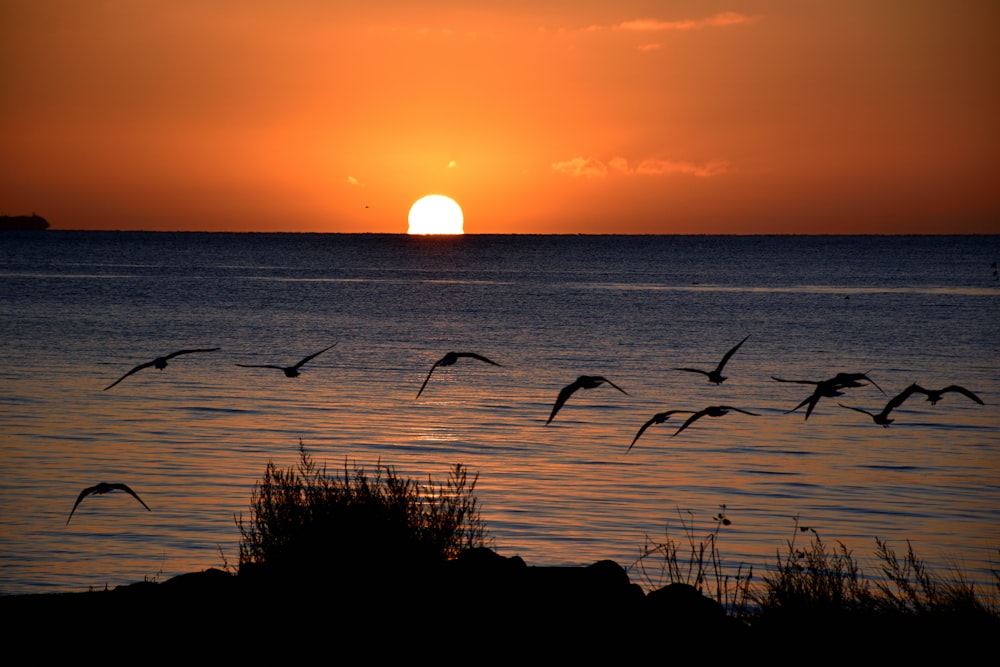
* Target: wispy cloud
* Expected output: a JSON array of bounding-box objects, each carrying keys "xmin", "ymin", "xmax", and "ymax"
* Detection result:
[
  {"xmin": 551, "ymin": 157, "xmax": 608, "ymax": 178},
  {"xmin": 553, "ymin": 156, "xmax": 730, "ymax": 178},
  {"xmin": 612, "ymin": 12, "xmax": 760, "ymax": 32}
]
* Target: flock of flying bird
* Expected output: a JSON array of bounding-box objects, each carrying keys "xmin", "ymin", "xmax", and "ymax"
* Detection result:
[{"xmin": 70, "ymin": 336, "xmax": 985, "ymax": 524}]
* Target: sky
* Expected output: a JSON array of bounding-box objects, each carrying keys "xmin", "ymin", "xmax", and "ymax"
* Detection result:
[{"xmin": 1, "ymin": 1, "xmax": 998, "ymax": 234}]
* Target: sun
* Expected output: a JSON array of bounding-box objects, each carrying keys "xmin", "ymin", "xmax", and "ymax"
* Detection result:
[{"xmin": 407, "ymin": 195, "xmax": 464, "ymax": 235}]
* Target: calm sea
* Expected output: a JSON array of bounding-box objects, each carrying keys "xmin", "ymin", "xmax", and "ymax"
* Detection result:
[{"xmin": 1, "ymin": 232, "xmax": 998, "ymax": 595}]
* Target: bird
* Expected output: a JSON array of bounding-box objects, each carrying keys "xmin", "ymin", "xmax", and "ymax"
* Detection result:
[
  {"xmin": 415, "ymin": 352, "xmax": 502, "ymax": 399},
  {"xmin": 908, "ymin": 384, "xmax": 984, "ymax": 406},
  {"xmin": 671, "ymin": 405, "xmax": 759, "ymax": 437},
  {"xmin": 773, "ymin": 372, "xmax": 885, "ymax": 420},
  {"xmin": 627, "ymin": 410, "xmax": 696, "ymax": 453},
  {"xmin": 674, "ymin": 335, "xmax": 750, "ymax": 385},
  {"xmin": 547, "ymin": 375, "xmax": 629, "ymax": 424},
  {"xmin": 236, "ymin": 343, "xmax": 337, "ymax": 378},
  {"xmin": 66, "ymin": 482, "xmax": 152, "ymax": 525},
  {"xmin": 104, "ymin": 348, "xmax": 220, "ymax": 390},
  {"xmin": 838, "ymin": 384, "xmax": 925, "ymax": 427}
]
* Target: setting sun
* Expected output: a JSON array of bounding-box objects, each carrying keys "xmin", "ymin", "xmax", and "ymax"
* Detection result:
[{"xmin": 407, "ymin": 195, "xmax": 464, "ymax": 235}]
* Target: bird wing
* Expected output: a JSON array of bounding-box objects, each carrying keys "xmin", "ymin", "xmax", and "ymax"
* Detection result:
[
  {"xmin": 163, "ymin": 347, "xmax": 220, "ymax": 360},
  {"xmin": 786, "ymin": 391, "xmax": 823, "ymax": 420},
  {"xmin": 838, "ymin": 403, "xmax": 874, "ymax": 419},
  {"xmin": 675, "ymin": 367, "xmax": 709, "ymax": 377},
  {"xmin": 715, "ymin": 335, "xmax": 750, "ymax": 373},
  {"xmin": 415, "ymin": 363, "xmax": 440, "ymax": 399},
  {"xmin": 292, "ymin": 343, "xmax": 338, "ymax": 370},
  {"xmin": 882, "ymin": 384, "xmax": 922, "ymax": 416},
  {"xmin": 940, "ymin": 385, "xmax": 985, "ymax": 405},
  {"xmin": 110, "ymin": 483, "xmax": 151, "ymax": 512},
  {"xmin": 719, "ymin": 406, "xmax": 760, "ymax": 416},
  {"xmin": 598, "ymin": 377, "xmax": 629, "ymax": 395},
  {"xmin": 771, "ymin": 376, "xmax": 820, "ymax": 386},
  {"xmin": 627, "ymin": 416, "xmax": 660, "ymax": 453},
  {"xmin": 672, "ymin": 410, "xmax": 709, "ymax": 437},
  {"xmin": 103, "ymin": 360, "xmax": 156, "ymax": 390},
  {"xmin": 547, "ymin": 381, "xmax": 582, "ymax": 424},
  {"xmin": 457, "ymin": 352, "xmax": 501, "ymax": 366},
  {"xmin": 66, "ymin": 485, "xmax": 100, "ymax": 525}
]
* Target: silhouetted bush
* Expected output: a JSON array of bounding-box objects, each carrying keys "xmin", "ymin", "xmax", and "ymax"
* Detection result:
[{"xmin": 237, "ymin": 444, "xmax": 488, "ymax": 578}]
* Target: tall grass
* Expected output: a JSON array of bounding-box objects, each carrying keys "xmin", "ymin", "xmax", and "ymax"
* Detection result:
[{"xmin": 237, "ymin": 444, "xmax": 488, "ymax": 576}]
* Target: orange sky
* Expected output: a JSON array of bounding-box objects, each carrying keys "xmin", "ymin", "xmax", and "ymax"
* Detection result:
[{"xmin": 2, "ymin": 1, "xmax": 998, "ymax": 234}]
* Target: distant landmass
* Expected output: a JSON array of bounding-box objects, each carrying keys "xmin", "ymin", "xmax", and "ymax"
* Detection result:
[{"xmin": 0, "ymin": 214, "xmax": 49, "ymax": 230}]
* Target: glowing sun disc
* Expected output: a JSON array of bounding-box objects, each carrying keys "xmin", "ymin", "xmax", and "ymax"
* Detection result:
[{"xmin": 407, "ymin": 195, "xmax": 464, "ymax": 235}]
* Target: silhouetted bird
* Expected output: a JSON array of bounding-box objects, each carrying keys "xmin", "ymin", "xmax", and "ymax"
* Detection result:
[
  {"xmin": 547, "ymin": 375, "xmax": 629, "ymax": 424},
  {"xmin": 66, "ymin": 482, "xmax": 152, "ymax": 525},
  {"xmin": 672, "ymin": 405, "xmax": 759, "ymax": 437},
  {"xmin": 415, "ymin": 352, "xmax": 502, "ymax": 399},
  {"xmin": 627, "ymin": 410, "xmax": 696, "ymax": 453},
  {"xmin": 237, "ymin": 343, "xmax": 337, "ymax": 378},
  {"xmin": 907, "ymin": 383, "xmax": 984, "ymax": 406},
  {"xmin": 774, "ymin": 372, "xmax": 884, "ymax": 420},
  {"xmin": 675, "ymin": 335, "xmax": 750, "ymax": 385},
  {"xmin": 104, "ymin": 348, "xmax": 220, "ymax": 390},
  {"xmin": 838, "ymin": 384, "xmax": 925, "ymax": 427}
]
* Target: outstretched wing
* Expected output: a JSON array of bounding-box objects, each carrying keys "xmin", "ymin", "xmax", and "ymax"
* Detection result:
[
  {"xmin": 940, "ymin": 385, "xmax": 984, "ymax": 405},
  {"xmin": 163, "ymin": 347, "xmax": 220, "ymax": 360},
  {"xmin": 547, "ymin": 380, "xmax": 582, "ymax": 424},
  {"xmin": 771, "ymin": 376, "xmax": 820, "ymax": 386},
  {"xmin": 627, "ymin": 410, "xmax": 692, "ymax": 453},
  {"xmin": 883, "ymin": 384, "xmax": 922, "ymax": 416},
  {"xmin": 292, "ymin": 343, "xmax": 338, "ymax": 370},
  {"xmin": 66, "ymin": 485, "xmax": 99, "ymax": 525},
  {"xmin": 596, "ymin": 377, "xmax": 629, "ymax": 395},
  {"xmin": 675, "ymin": 367, "xmax": 709, "ymax": 377},
  {"xmin": 104, "ymin": 360, "xmax": 156, "ymax": 391},
  {"xmin": 456, "ymin": 352, "xmax": 501, "ymax": 366},
  {"xmin": 415, "ymin": 362, "xmax": 440, "ymax": 399},
  {"xmin": 719, "ymin": 406, "xmax": 760, "ymax": 416},
  {"xmin": 109, "ymin": 483, "xmax": 152, "ymax": 512},
  {"xmin": 715, "ymin": 335, "xmax": 750, "ymax": 374},
  {"xmin": 672, "ymin": 409, "xmax": 709, "ymax": 437}
]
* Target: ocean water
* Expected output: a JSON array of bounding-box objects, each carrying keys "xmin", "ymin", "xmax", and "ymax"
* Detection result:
[{"xmin": 1, "ymin": 232, "xmax": 998, "ymax": 595}]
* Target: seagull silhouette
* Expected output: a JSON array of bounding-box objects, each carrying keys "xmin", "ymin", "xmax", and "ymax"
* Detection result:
[
  {"xmin": 838, "ymin": 384, "xmax": 925, "ymax": 427},
  {"xmin": 908, "ymin": 384, "xmax": 984, "ymax": 406},
  {"xmin": 104, "ymin": 348, "xmax": 220, "ymax": 390},
  {"xmin": 675, "ymin": 335, "xmax": 750, "ymax": 385},
  {"xmin": 773, "ymin": 372, "xmax": 885, "ymax": 420},
  {"xmin": 671, "ymin": 405, "xmax": 759, "ymax": 437},
  {"xmin": 547, "ymin": 375, "xmax": 629, "ymax": 424},
  {"xmin": 415, "ymin": 352, "xmax": 502, "ymax": 399},
  {"xmin": 237, "ymin": 343, "xmax": 337, "ymax": 378},
  {"xmin": 66, "ymin": 482, "xmax": 152, "ymax": 525},
  {"xmin": 627, "ymin": 410, "xmax": 696, "ymax": 453}
]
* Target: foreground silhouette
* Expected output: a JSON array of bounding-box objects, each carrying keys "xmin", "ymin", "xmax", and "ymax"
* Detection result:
[
  {"xmin": 66, "ymin": 482, "xmax": 151, "ymax": 525},
  {"xmin": 104, "ymin": 348, "xmax": 220, "ymax": 390},
  {"xmin": 237, "ymin": 343, "xmax": 337, "ymax": 378},
  {"xmin": 547, "ymin": 376, "xmax": 629, "ymax": 424},
  {"xmin": 415, "ymin": 352, "xmax": 502, "ymax": 398},
  {"xmin": 674, "ymin": 335, "xmax": 750, "ymax": 385},
  {"xmin": 909, "ymin": 383, "xmax": 984, "ymax": 406},
  {"xmin": 627, "ymin": 410, "xmax": 696, "ymax": 453},
  {"xmin": 672, "ymin": 405, "xmax": 759, "ymax": 437},
  {"xmin": 774, "ymin": 372, "xmax": 884, "ymax": 420},
  {"xmin": 838, "ymin": 384, "xmax": 925, "ymax": 427}
]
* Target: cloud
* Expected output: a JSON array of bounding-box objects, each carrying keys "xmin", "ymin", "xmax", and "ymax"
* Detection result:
[
  {"xmin": 553, "ymin": 156, "xmax": 729, "ymax": 178},
  {"xmin": 345, "ymin": 175, "xmax": 360, "ymax": 186},
  {"xmin": 612, "ymin": 12, "xmax": 759, "ymax": 32},
  {"xmin": 551, "ymin": 157, "xmax": 608, "ymax": 178}
]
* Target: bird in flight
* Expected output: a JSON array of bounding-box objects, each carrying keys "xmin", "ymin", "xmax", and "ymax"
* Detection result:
[
  {"xmin": 773, "ymin": 372, "xmax": 884, "ymax": 420},
  {"xmin": 104, "ymin": 348, "xmax": 220, "ymax": 390},
  {"xmin": 237, "ymin": 343, "xmax": 337, "ymax": 378},
  {"xmin": 547, "ymin": 375, "xmax": 629, "ymax": 424},
  {"xmin": 66, "ymin": 482, "xmax": 152, "ymax": 525},
  {"xmin": 674, "ymin": 335, "xmax": 750, "ymax": 385},
  {"xmin": 838, "ymin": 384, "xmax": 925, "ymax": 427},
  {"xmin": 672, "ymin": 405, "xmax": 759, "ymax": 437},
  {"xmin": 907, "ymin": 384, "xmax": 984, "ymax": 406},
  {"xmin": 627, "ymin": 409, "xmax": 696, "ymax": 453},
  {"xmin": 415, "ymin": 352, "xmax": 502, "ymax": 399}
]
